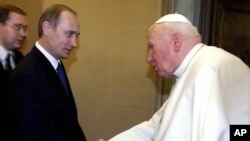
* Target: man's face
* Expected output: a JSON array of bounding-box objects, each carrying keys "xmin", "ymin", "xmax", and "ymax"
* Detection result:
[
  {"xmin": 0, "ymin": 12, "xmax": 28, "ymax": 51},
  {"xmin": 48, "ymin": 11, "xmax": 80, "ymax": 60},
  {"xmin": 147, "ymin": 25, "xmax": 177, "ymax": 78}
]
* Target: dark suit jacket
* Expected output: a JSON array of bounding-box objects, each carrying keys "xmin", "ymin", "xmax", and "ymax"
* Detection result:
[
  {"xmin": 9, "ymin": 46, "xmax": 86, "ymax": 141},
  {"xmin": 0, "ymin": 50, "xmax": 23, "ymax": 140}
]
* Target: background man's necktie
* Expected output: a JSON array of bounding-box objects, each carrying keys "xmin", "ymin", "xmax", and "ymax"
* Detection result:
[
  {"xmin": 5, "ymin": 53, "xmax": 13, "ymax": 74},
  {"xmin": 56, "ymin": 62, "xmax": 70, "ymax": 95}
]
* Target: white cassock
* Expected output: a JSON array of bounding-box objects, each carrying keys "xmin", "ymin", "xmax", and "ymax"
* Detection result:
[{"xmin": 109, "ymin": 43, "xmax": 250, "ymax": 141}]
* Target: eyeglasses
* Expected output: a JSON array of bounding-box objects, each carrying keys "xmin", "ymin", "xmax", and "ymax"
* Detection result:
[{"xmin": 5, "ymin": 23, "xmax": 28, "ymax": 34}]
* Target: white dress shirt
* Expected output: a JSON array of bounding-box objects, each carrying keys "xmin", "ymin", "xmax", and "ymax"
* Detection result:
[
  {"xmin": 35, "ymin": 41, "xmax": 60, "ymax": 70},
  {"xmin": 0, "ymin": 45, "xmax": 15, "ymax": 69}
]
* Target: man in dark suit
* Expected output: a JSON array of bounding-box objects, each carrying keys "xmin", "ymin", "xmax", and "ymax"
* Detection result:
[
  {"xmin": 0, "ymin": 4, "xmax": 28, "ymax": 140},
  {"xmin": 9, "ymin": 4, "xmax": 86, "ymax": 141}
]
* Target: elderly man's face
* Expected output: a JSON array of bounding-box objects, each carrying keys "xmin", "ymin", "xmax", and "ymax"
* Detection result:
[{"xmin": 146, "ymin": 25, "xmax": 177, "ymax": 78}]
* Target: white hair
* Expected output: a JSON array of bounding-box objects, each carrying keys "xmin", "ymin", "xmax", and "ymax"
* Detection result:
[{"xmin": 153, "ymin": 22, "xmax": 201, "ymax": 39}]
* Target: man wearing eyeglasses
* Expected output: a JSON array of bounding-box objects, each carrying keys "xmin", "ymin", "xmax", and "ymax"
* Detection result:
[{"xmin": 0, "ymin": 4, "xmax": 28, "ymax": 140}]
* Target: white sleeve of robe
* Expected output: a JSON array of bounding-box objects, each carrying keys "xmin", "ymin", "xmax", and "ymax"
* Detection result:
[{"xmin": 108, "ymin": 102, "xmax": 168, "ymax": 141}]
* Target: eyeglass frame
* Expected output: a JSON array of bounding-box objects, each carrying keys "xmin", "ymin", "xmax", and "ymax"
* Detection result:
[{"xmin": 5, "ymin": 23, "xmax": 28, "ymax": 34}]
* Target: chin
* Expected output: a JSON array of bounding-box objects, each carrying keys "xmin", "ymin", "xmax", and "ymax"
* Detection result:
[
  {"xmin": 62, "ymin": 53, "xmax": 70, "ymax": 58},
  {"xmin": 14, "ymin": 44, "xmax": 21, "ymax": 48},
  {"xmin": 157, "ymin": 73, "xmax": 172, "ymax": 79},
  {"xmin": 157, "ymin": 73, "xmax": 165, "ymax": 78}
]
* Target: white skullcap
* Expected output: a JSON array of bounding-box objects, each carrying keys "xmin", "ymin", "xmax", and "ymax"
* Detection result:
[{"xmin": 155, "ymin": 13, "xmax": 192, "ymax": 25}]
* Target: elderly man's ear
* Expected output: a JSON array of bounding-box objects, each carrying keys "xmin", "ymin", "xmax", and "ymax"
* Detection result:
[{"xmin": 171, "ymin": 32, "xmax": 182, "ymax": 52}]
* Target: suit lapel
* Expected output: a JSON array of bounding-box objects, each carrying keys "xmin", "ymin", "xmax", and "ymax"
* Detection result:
[
  {"xmin": 32, "ymin": 47, "xmax": 77, "ymax": 114},
  {"xmin": 13, "ymin": 50, "xmax": 23, "ymax": 65}
]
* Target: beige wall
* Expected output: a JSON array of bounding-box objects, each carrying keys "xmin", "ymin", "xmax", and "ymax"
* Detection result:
[{"xmin": 1, "ymin": 0, "xmax": 160, "ymax": 140}]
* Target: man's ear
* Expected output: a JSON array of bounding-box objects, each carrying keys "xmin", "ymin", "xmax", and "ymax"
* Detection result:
[
  {"xmin": 171, "ymin": 32, "xmax": 182, "ymax": 52},
  {"xmin": 43, "ymin": 21, "xmax": 51, "ymax": 36}
]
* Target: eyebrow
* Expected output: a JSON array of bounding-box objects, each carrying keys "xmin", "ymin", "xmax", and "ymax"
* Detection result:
[{"xmin": 65, "ymin": 30, "xmax": 80, "ymax": 36}]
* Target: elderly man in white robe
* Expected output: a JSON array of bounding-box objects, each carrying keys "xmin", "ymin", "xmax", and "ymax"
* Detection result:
[{"xmin": 98, "ymin": 13, "xmax": 250, "ymax": 141}]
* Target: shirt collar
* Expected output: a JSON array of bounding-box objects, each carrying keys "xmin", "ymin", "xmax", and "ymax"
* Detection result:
[
  {"xmin": 174, "ymin": 43, "xmax": 204, "ymax": 80},
  {"xmin": 35, "ymin": 41, "xmax": 59, "ymax": 70},
  {"xmin": 0, "ymin": 45, "xmax": 13, "ymax": 64}
]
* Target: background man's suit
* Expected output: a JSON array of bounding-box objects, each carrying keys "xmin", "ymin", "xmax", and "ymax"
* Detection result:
[
  {"xmin": 9, "ymin": 46, "xmax": 86, "ymax": 141},
  {"xmin": 0, "ymin": 50, "xmax": 23, "ymax": 140}
]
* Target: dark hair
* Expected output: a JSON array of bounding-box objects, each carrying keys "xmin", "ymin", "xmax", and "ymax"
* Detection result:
[
  {"xmin": 0, "ymin": 4, "xmax": 26, "ymax": 24},
  {"xmin": 38, "ymin": 4, "xmax": 77, "ymax": 38}
]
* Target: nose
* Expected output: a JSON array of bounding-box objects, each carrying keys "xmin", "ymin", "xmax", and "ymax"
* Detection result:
[
  {"xmin": 147, "ymin": 50, "xmax": 153, "ymax": 63},
  {"xmin": 70, "ymin": 38, "xmax": 77, "ymax": 48},
  {"xmin": 20, "ymin": 26, "xmax": 28, "ymax": 37},
  {"xmin": 20, "ymin": 31, "xmax": 27, "ymax": 37}
]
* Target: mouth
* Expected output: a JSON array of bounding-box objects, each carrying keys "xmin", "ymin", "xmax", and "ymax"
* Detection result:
[
  {"xmin": 17, "ymin": 38, "xmax": 24, "ymax": 42},
  {"xmin": 64, "ymin": 48, "xmax": 72, "ymax": 54},
  {"xmin": 152, "ymin": 65, "xmax": 158, "ymax": 71},
  {"xmin": 150, "ymin": 62, "xmax": 156, "ymax": 68},
  {"xmin": 16, "ymin": 39, "xmax": 24, "ymax": 46}
]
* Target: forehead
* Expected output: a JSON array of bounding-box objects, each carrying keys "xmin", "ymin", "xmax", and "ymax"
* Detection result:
[
  {"xmin": 7, "ymin": 12, "xmax": 27, "ymax": 23},
  {"xmin": 148, "ymin": 25, "xmax": 164, "ymax": 41},
  {"xmin": 58, "ymin": 11, "xmax": 80, "ymax": 31}
]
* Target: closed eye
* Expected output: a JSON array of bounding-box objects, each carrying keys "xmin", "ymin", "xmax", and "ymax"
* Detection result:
[{"xmin": 147, "ymin": 43, "xmax": 154, "ymax": 49}]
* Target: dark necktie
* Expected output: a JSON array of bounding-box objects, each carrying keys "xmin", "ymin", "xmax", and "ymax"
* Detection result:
[
  {"xmin": 56, "ymin": 61, "xmax": 77, "ymax": 112},
  {"xmin": 5, "ymin": 54, "xmax": 13, "ymax": 74},
  {"xmin": 56, "ymin": 62, "xmax": 70, "ymax": 95}
]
